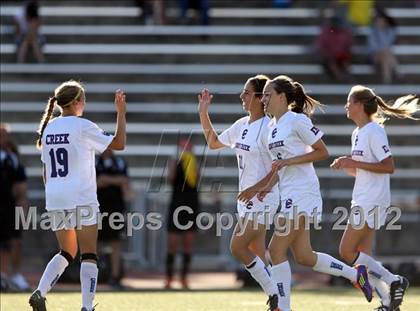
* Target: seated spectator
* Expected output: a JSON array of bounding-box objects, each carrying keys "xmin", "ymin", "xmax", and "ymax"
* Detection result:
[
  {"xmin": 368, "ymin": 9, "xmax": 399, "ymax": 84},
  {"xmin": 14, "ymin": 0, "xmax": 45, "ymax": 63},
  {"xmin": 135, "ymin": 0, "xmax": 165, "ymax": 25},
  {"xmin": 316, "ymin": 16, "xmax": 353, "ymax": 81}
]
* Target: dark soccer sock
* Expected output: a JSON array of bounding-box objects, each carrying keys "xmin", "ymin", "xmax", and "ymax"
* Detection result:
[
  {"xmin": 166, "ymin": 253, "xmax": 175, "ymax": 279},
  {"xmin": 181, "ymin": 253, "xmax": 191, "ymax": 280}
]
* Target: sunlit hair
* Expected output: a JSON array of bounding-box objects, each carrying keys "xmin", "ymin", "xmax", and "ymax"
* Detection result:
[
  {"xmin": 36, "ymin": 80, "xmax": 85, "ymax": 148},
  {"xmin": 349, "ymin": 85, "xmax": 419, "ymax": 124},
  {"xmin": 267, "ymin": 75, "xmax": 322, "ymax": 117}
]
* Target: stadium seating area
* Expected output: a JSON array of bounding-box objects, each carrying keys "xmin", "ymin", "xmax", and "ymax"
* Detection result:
[{"xmin": 1, "ymin": 0, "xmax": 419, "ymax": 270}]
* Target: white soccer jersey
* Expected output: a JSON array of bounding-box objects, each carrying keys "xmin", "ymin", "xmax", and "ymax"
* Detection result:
[
  {"xmin": 267, "ymin": 111, "xmax": 324, "ymax": 201},
  {"xmin": 218, "ymin": 116, "xmax": 276, "ymax": 192},
  {"xmin": 351, "ymin": 122, "xmax": 392, "ymax": 208},
  {"xmin": 41, "ymin": 116, "xmax": 114, "ymax": 211}
]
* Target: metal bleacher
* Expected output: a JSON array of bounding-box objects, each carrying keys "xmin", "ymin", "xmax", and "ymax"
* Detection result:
[{"xmin": 1, "ymin": 0, "xmax": 419, "ymax": 271}]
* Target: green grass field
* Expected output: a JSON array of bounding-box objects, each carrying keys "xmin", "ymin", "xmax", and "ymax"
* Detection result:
[{"xmin": 2, "ymin": 288, "xmax": 419, "ymax": 311}]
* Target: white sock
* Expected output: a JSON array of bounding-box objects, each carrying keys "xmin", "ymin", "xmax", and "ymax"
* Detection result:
[
  {"xmin": 80, "ymin": 262, "xmax": 98, "ymax": 310},
  {"xmin": 369, "ymin": 271, "xmax": 391, "ymax": 306},
  {"xmin": 313, "ymin": 252, "xmax": 357, "ymax": 283},
  {"xmin": 245, "ymin": 256, "xmax": 277, "ymax": 296},
  {"xmin": 37, "ymin": 254, "xmax": 69, "ymax": 297},
  {"xmin": 271, "ymin": 261, "xmax": 291, "ymax": 311},
  {"xmin": 354, "ymin": 252, "xmax": 399, "ymax": 286}
]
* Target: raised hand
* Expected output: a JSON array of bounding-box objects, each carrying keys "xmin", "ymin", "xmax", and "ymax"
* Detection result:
[
  {"xmin": 114, "ymin": 89, "xmax": 126, "ymax": 114},
  {"xmin": 198, "ymin": 88, "xmax": 213, "ymax": 114}
]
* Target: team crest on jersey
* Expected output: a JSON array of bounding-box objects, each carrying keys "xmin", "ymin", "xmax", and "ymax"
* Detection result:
[
  {"xmin": 241, "ymin": 129, "xmax": 248, "ymax": 140},
  {"xmin": 285, "ymin": 198, "xmax": 293, "ymax": 209},
  {"xmin": 271, "ymin": 128, "xmax": 277, "ymax": 138},
  {"xmin": 268, "ymin": 140, "xmax": 284, "ymax": 150},
  {"xmin": 382, "ymin": 145, "xmax": 390, "ymax": 153},
  {"xmin": 310, "ymin": 126, "xmax": 320, "ymax": 135},
  {"xmin": 235, "ymin": 142, "xmax": 250, "ymax": 151},
  {"xmin": 246, "ymin": 201, "xmax": 254, "ymax": 209},
  {"xmin": 352, "ymin": 150, "xmax": 364, "ymax": 156},
  {"xmin": 46, "ymin": 133, "xmax": 70, "ymax": 145}
]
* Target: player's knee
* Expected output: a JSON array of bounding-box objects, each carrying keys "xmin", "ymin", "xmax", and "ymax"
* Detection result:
[
  {"xmin": 338, "ymin": 245, "xmax": 354, "ymax": 264},
  {"xmin": 59, "ymin": 249, "xmax": 75, "ymax": 265},
  {"xmin": 294, "ymin": 252, "xmax": 313, "ymax": 267},
  {"xmin": 80, "ymin": 252, "xmax": 98, "ymax": 263}
]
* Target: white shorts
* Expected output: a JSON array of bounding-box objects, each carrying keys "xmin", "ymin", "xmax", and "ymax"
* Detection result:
[
  {"xmin": 278, "ymin": 194, "xmax": 323, "ymax": 223},
  {"xmin": 46, "ymin": 205, "xmax": 99, "ymax": 231},
  {"xmin": 348, "ymin": 204, "xmax": 388, "ymax": 230},
  {"xmin": 237, "ymin": 193, "xmax": 279, "ymax": 225}
]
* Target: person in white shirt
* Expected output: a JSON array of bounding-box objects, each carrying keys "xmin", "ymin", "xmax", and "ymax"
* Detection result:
[
  {"xmin": 239, "ymin": 75, "xmax": 373, "ymax": 311},
  {"xmin": 29, "ymin": 80, "xmax": 127, "ymax": 311},
  {"xmin": 198, "ymin": 75, "xmax": 281, "ymax": 311},
  {"xmin": 331, "ymin": 85, "xmax": 418, "ymax": 311}
]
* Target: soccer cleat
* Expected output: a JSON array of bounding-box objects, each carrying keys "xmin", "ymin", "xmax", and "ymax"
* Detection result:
[
  {"xmin": 266, "ymin": 294, "xmax": 281, "ymax": 311},
  {"xmin": 354, "ymin": 265, "xmax": 373, "ymax": 302},
  {"xmin": 29, "ymin": 290, "xmax": 47, "ymax": 311},
  {"xmin": 390, "ymin": 276, "xmax": 409, "ymax": 310}
]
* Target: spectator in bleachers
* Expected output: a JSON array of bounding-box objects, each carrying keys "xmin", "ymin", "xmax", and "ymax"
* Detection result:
[
  {"xmin": 316, "ymin": 15, "xmax": 353, "ymax": 81},
  {"xmin": 14, "ymin": 0, "xmax": 45, "ymax": 63},
  {"xmin": 0, "ymin": 124, "xmax": 30, "ymax": 292},
  {"xmin": 179, "ymin": 0, "xmax": 209, "ymax": 25},
  {"xmin": 339, "ymin": 0, "xmax": 375, "ymax": 27},
  {"xmin": 165, "ymin": 137, "xmax": 200, "ymax": 289},
  {"xmin": 96, "ymin": 148, "xmax": 132, "ymax": 289},
  {"xmin": 135, "ymin": 0, "xmax": 165, "ymax": 25},
  {"xmin": 368, "ymin": 8, "xmax": 399, "ymax": 84}
]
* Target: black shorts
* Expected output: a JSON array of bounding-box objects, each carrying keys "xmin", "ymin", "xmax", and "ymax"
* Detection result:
[
  {"xmin": 0, "ymin": 211, "xmax": 22, "ymax": 245},
  {"xmin": 98, "ymin": 212, "xmax": 124, "ymax": 242}
]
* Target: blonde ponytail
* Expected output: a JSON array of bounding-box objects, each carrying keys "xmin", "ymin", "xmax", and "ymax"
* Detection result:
[
  {"xmin": 375, "ymin": 95, "xmax": 419, "ymax": 124},
  {"xmin": 36, "ymin": 97, "xmax": 56, "ymax": 149}
]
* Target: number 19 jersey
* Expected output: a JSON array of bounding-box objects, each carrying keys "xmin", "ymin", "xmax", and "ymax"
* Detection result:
[{"xmin": 41, "ymin": 116, "xmax": 114, "ymax": 211}]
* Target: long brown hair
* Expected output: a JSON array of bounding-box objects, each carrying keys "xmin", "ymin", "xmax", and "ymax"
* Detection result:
[
  {"xmin": 36, "ymin": 80, "xmax": 85, "ymax": 148},
  {"xmin": 268, "ymin": 75, "xmax": 322, "ymax": 117},
  {"xmin": 349, "ymin": 85, "xmax": 419, "ymax": 124}
]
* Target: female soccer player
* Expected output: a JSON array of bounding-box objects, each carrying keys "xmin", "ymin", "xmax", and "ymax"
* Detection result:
[
  {"xmin": 331, "ymin": 85, "xmax": 418, "ymax": 311},
  {"xmin": 198, "ymin": 75, "xmax": 281, "ymax": 311},
  {"xmin": 29, "ymin": 80, "xmax": 126, "ymax": 311},
  {"xmin": 239, "ymin": 75, "xmax": 373, "ymax": 311}
]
